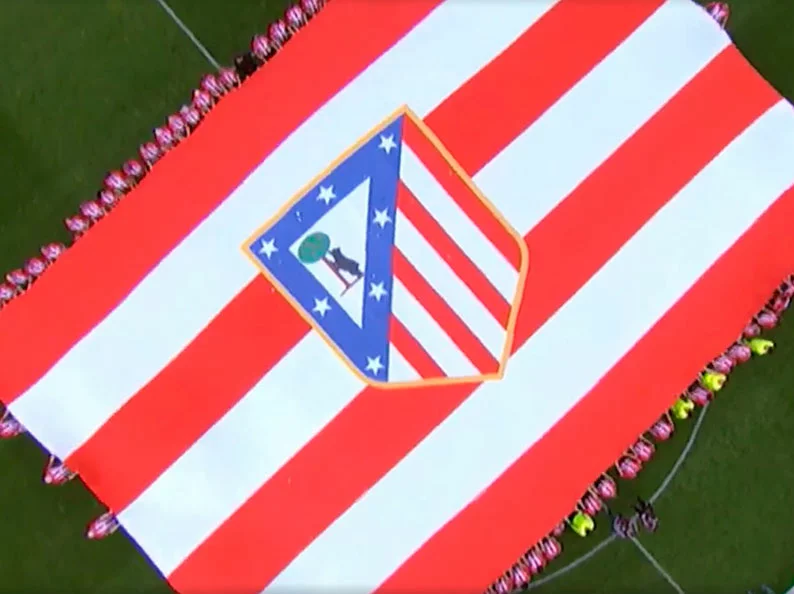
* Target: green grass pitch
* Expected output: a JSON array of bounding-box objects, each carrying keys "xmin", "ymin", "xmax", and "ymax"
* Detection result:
[{"xmin": 0, "ymin": 1, "xmax": 792, "ymax": 591}]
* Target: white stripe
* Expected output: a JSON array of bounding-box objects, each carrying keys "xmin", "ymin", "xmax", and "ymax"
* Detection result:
[
  {"xmin": 399, "ymin": 144, "xmax": 518, "ymax": 300},
  {"xmin": 10, "ymin": 0, "xmax": 559, "ymax": 460},
  {"xmin": 264, "ymin": 101, "xmax": 794, "ymax": 592},
  {"xmin": 387, "ymin": 345, "xmax": 420, "ymax": 382},
  {"xmin": 475, "ymin": 0, "xmax": 731, "ymax": 231},
  {"xmin": 117, "ymin": 332, "xmax": 365, "ymax": 575},
  {"xmin": 391, "ymin": 280, "xmax": 478, "ymax": 378},
  {"xmin": 394, "ymin": 211, "xmax": 505, "ymax": 358}
]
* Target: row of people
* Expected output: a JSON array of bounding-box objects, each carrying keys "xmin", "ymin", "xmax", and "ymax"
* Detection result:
[
  {"xmin": 3, "ymin": 30, "xmax": 253, "ymax": 298},
  {"xmin": 705, "ymin": 1, "xmax": 730, "ymax": 29},
  {"xmin": 66, "ymin": 1, "xmax": 327, "ymax": 243},
  {"xmin": 64, "ymin": 67, "xmax": 240, "ymax": 242},
  {"xmin": 0, "ymin": 243, "xmax": 66, "ymax": 309},
  {"xmin": 42, "ymin": 278, "xmax": 780, "ymax": 547},
  {"xmin": 7, "ymin": 3, "xmax": 327, "ymax": 298},
  {"xmin": 0, "ymin": 0, "xmax": 332, "ymax": 545},
  {"xmin": 486, "ymin": 272, "xmax": 791, "ymax": 589},
  {"xmin": 3, "ymin": 0, "xmax": 329, "ymax": 309},
  {"xmin": 487, "ymin": 536, "xmax": 563, "ymax": 593},
  {"xmin": 9, "ymin": 275, "xmax": 792, "ymax": 551},
  {"xmin": 246, "ymin": 0, "xmax": 324, "ymax": 73}
]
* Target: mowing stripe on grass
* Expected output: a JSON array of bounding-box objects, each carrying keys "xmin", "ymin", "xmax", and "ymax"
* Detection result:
[
  {"xmin": 631, "ymin": 537, "xmax": 686, "ymax": 594},
  {"xmin": 153, "ymin": 0, "xmax": 221, "ymax": 69}
]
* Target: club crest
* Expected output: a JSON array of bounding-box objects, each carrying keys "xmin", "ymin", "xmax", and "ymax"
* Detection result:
[{"xmin": 244, "ymin": 106, "xmax": 528, "ymax": 389}]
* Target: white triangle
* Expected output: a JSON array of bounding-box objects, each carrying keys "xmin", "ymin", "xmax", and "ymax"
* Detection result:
[{"xmin": 291, "ymin": 178, "xmax": 371, "ymax": 327}]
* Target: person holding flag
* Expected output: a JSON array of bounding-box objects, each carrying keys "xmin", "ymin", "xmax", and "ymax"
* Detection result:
[
  {"xmin": 704, "ymin": 2, "xmax": 730, "ymax": 28},
  {"xmin": 746, "ymin": 337, "xmax": 775, "ymax": 356},
  {"xmin": 86, "ymin": 512, "xmax": 120, "ymax": 540},
  {"xmin": 700, "ymin": 369, "xmax": 727, "ymax": 393},
  {"xmin": 755, "ymin": 308, "xmax": 779, "ymax": 331},
  {"xmin": 687, "ymin": 383, "xmax": 712, "ymax": 407},
  {"xmin": 510, "ymin": 561, "xmax": 531, "ymax": 590},
  {"xmin": 630, "ymin": 437, "xmax": 655, "ymax": 463},
  {"xmin": 40, "ymin": 242, "xmax": 65, "ymax": 263},
  {"xmin": 540, "ymin": 535, "xmax": 562, "ymax": 562},
  {"xmin": 0, "ymin": 282, "xmax": 16, "ymax": 308},
  {"xmin": 727, "ymin": 340, "xmax": 752, "ymax": 365},
  {"xmin": 524, "ymin": 546, "xmax": 546, "ymax": 576},
  {"xmin": 43, "ymin": 455, "xmax": 77, "ymax": 486},
  {"xmin": 709, "ymin": 353, "xmax": 735, "ymax": 375},
  {"xmin": 6, "ymin": 268, "xmax": 30, "ymax": 293},
  {"xmin": 492, "ymin": 572, "xmax": 511, "ymax": 594},
  {"xmin": 616, "ymin": 454, "xmax": 642, "ymax": 479},
  {"xmin": 594, "ymin": 474, "xmax": 618, "ymax": 500},
  {"xmin": 579, "ymin": 491, "xmax": 602, "ymax": 516},
  {"xmin": 671, "ymin": 395, "xmax": 695, "ymax": 420},
  {"xmin": 648, "ymin": 413, "xmax": 675, "ymax": 441},
  {"xmin": 0, "ymin": 408, "xmax": 24, "ymax": 438},
  {"xmin": 122, "ymin": 158, "xmax": 145, "ymax": 187},
  {"xmin": 568, "ymin": 510, "xmax": 595, "ymax": 537},
  {"xmin": 300, "ymin": 0, "xmax": 323, "ymax": 18},
  {"xmin": 24, "ymin": 256, "xmax": 47, "ymax": 282}
]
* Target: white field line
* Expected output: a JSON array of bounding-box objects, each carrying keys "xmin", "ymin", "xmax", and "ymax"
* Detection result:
[
  {"xmin": 631, "ymin": 537, "xmax": 686, "ymax": 594},
  {"xmin": 153, "ymin": 0, "xmax": 221, "ymax": 69}
]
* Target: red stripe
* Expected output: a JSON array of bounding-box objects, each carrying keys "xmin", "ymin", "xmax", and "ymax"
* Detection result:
[
  {"xmin": 0, "ymin": 0, "xmax": 443, "ymax": 406},
  {"xmin": 65, "ymin": 277, "xmax": 309, "ymax": 512},
  {"xmin": 388, "ymin": 316, "xmax": 445, "ymax": 379},
  {"xmin": 168, "ymin": 4, "xmax": 681, "ymax": 591},
  {"xmin": 392, "ymin": 249, "xmax": 499, "ymax": 374},
  {"xmin": 423, "ymin": 0, "xmax": 666, "ymax": 179},
  {"xmin": 401, "ymin": 119, "xmax": 522, "ymax": 272},
  {"xmin": 379, "ymin": 183, "xmax": 794, "ymax": 594},
  {"xmin": 395, "ymin": 182, "xmax": 510, "ymax": 327}
]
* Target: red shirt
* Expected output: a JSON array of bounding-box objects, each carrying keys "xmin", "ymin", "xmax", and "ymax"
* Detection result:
[
  {"xmin": 200, "ymin": 74, "xmax": 223, "ymax": 99},
  {"xmin": 123, "ymin": 158, "xmax": 145, "ymax": 180},
  {"xmin": 139, "ymin": 142, "xmax": 161, "ymax": 165},
  {"xmin": 40, "ymin": 242, "xmax": 65, "ymax": 261},
  {"xmin": 25, "ymin": 257, "xmax": 47, "ymax": 277},
  {"xmin": 6, "ymin": 269, "xmax": 30, "ymax": 287},
  {"xmin": 0, "ymin": 283, "xmax": 16, "ymax": 301},
  {"xmin": 65, "ymin": 214, "xmax": 90, "ymax": 233},
  {"xmin": 80, "ymin": 200, "xmax": 105, "ymax": 221},
  {"xmin": 269, "ymin": 20, "xmax": 289, "ymax": 45},
  {"xmin": 104, "ymin": 170, "xmax": 128, "ymax": 193},
  {"xmin": 193, "ymin": 89, "xmax": 213, "ymax": 113},
  {"xmin": 154, "ymin": 126, "xmax": 175, "ymax": 150}
]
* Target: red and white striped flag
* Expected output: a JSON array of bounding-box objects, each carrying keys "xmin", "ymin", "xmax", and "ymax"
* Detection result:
[{"xmin": 2, "ymin": 0, "xmax": 794, "ymax": 592}]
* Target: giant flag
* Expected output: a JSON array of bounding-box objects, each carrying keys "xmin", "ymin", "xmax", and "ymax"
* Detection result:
[{"xmin": 2, "ymin": 0, "xmax": 794, "ymax": 592}]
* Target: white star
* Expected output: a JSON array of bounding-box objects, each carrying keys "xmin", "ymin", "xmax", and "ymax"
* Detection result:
[
  {"xmin": 258, "ymin": 238, "xmax": 278, "ymax": 259},
  {"xmin": 317, "ymin": 185, "xmax": 336, "ymax": 205},
  {"xmin": 365, "ymin": 355, "xmax": 384, "ymax": 376},
  {"xmin": 369, "ymin": 281, "xmax": 388, "ymax": 302},
  {"xmin": 378, "ymin": 134, "xmax": 397, "ymax": 155},
  {"xmin": 312, "ymin": 297, "xmax": 331, "ymax": 317},
  {"xmin": 372, "ymin": 208, "xmax": 392, "ymax": 229}
]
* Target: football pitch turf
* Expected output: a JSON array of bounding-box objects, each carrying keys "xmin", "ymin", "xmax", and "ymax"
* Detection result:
[{"xmin": 0, "ymin": 1, "xmax": 792, "ymax": 592}]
